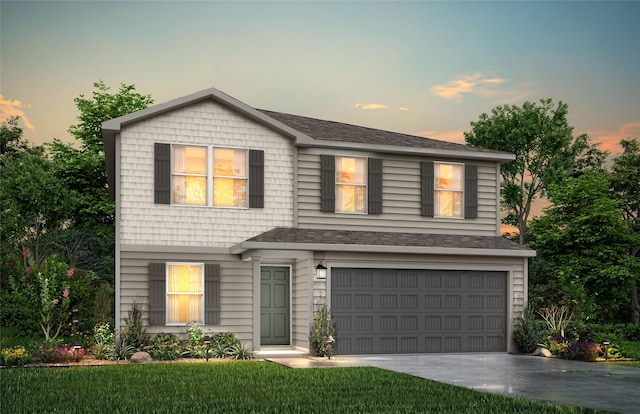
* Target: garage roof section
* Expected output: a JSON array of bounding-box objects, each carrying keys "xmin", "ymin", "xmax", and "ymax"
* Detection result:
[{"xmin": 230, "ymin": 227, "xmax": 536, "ymax": 258}]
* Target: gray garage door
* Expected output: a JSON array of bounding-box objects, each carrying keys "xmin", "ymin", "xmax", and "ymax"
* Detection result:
[{"xmin": 331, "ymin": 268, "xmax": 507, "ymax": 354}]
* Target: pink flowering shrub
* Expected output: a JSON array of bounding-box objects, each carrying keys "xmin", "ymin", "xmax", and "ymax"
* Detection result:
[{"xmin": 4, "ymin": 250, "xmax": 97, "ymax": 341}]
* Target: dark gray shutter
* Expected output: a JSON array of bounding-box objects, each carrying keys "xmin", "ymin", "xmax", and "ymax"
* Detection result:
[
  {"xmin": 320, "ymin": 155, "xmax": 335, "ymax": 212},
  {"xmin": 368, "ymin": 158, "xmax": 383, "ymax": 214},
  {"xmin": 249, "ymin": 150, "xmax": 264, "ymax": 208},
  {"xmin": 465, "ymin": 164, "xmax": 478, "ymax": 219},
  {"xmin": 154, "ymin": 143, "xmax": 171, "ymax": 204},
  {"xmin": 149, "ymin": 263, "xmax": 166, "ymax": 326},
  {"xmin": 421, "ymin": 161, "xmax": 434, "ymax": 217},
  {"xmin": 204, "ymin": 264, "xmax": 221, "ymax": 325}
]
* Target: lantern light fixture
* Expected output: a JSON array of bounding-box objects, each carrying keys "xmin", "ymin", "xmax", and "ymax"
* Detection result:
[{"xmin": 316, "ymin": 262, "xmax": 327, "ymax": 279}]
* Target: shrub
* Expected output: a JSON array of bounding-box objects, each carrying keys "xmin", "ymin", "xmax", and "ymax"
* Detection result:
[
  {"xmin": 91, "ymin": 322, "xmax": 116, "ymax": 360},
  {"xmin": 228, "ymin": 343, "xmax": 254, "ymax": 360},
  {"xmin": 1, "ymin": 345, "xmax": 31, "ymax": 366},
  {"xmin": 186, "ymin": 322, "xmax": 204, "ymax": 347},
  {"xmin": 93, "ymin": 281, "xmax": 114, "ymax": 325},
  {"xmin": 211, "ymin": 332, "xmax": 240, "ymax": 348},
  {"xmin": 34, "ymin": 342, "xmax": 87, "ymax": 363},
  {"xmin": 145, "ymin": 333, "xmax": 184, "ymax": 360},
  {"xmin": 512, "ymin": 306, "xmax": 549, "ymax": 354},
  {"xmin": 310, "ymin": 304, "xmax": 336, "ymax": 357},
  {"xmin": 549, "ymin": 341, "xmax": 569, "ymax": 357},
  {"xmin": 566, "ymin": 341, "xmax": 600, "ymax": 361},
  {"xmin": 122, "ymin": 302, "xmax": 148, "ymax": 350},
  {"xmin": 113, "ymin": 332, "xmax": 135, "ymax": 360}
]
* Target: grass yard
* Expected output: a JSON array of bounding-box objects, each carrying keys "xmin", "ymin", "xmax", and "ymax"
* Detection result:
[{"xmin": 1, "ymin": 362, "xmax": 602, "ymax": 413}]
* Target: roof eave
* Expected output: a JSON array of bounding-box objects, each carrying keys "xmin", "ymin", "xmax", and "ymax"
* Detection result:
[
  {"xmin": 230, "ymin": 241, "xmax": 536, "ymax": 257},
  {"xmin": 101, "ymin": 87, "xmax": 315, "ymax": 146},
  {"xmin": 295, "ymin": 140, "xmax": 515, "ymax": 163}
]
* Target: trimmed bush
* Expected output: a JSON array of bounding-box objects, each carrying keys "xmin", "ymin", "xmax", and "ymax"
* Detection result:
[
  {"xmin": 513, "ymin": 306, "xmax": 549, "ymax": 354},
  {"xmin": 1, "ymin": 345, "xmax": 31, "ymax": 366},
  {"xmin": 566, "ymin": 341, "xmax": 600, "ymax": 361}
]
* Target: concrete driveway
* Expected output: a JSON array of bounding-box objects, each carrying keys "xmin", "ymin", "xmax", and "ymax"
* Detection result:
[{"xmin": 353, "ymin": 353, "xmax": 640, "ymax": 413}]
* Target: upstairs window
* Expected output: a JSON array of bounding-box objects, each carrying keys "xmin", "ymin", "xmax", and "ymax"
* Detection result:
[
  {"xmin": 172, "ymin": 146, "xmax": 207, "ymax": 205},
  {"xmin": 336, "ymin": 156, "xmax": 367, "ymax": 213},
  {"xmin": 435, "ymin": 163, "xmax": 463, "ymax": 217},
  {"xmin": 155, "ymin": 144, "xmax": 262, "ymax": 208},
  {"xmin": 213, "ymin": 149, "xmax": 247, "ymax": 207}
]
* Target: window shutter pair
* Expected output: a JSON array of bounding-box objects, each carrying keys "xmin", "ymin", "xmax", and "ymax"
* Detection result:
[
  {"xmin": 320, "ymin": 155, "xmax": 383, "ymax": 214},
  {"xmin": 153, "ymin": 143, "xmax": 264, "ymax": 208},
  {"xmin": 148, "ymin": 263, "xmax": 221, "ymax": 326},
  {"xmin": 420, "ymin": 161, "xmax": 478, "ymax": 219}
]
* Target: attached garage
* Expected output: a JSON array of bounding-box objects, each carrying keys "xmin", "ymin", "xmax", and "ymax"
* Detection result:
[{"xmin": 331, "ymin": 268, "xmax": 507, "ymax": 354}]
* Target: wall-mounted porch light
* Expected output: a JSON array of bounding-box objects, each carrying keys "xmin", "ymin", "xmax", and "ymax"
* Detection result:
[{"xmin": 316, "ymin": 262, "xmax": 327, "ymax": 279}]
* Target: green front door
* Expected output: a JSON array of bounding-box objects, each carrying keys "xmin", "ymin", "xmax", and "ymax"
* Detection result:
[{"xmin": 261, "ymin": 266, "xmax": 290, "ymax": 345}]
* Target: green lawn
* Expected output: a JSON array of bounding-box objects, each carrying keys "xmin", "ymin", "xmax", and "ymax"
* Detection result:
[{"xmin": 1, "ymin": 362, "xmax": 602, "ymax": 413}]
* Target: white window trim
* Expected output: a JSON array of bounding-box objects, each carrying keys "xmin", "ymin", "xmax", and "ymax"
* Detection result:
[
  {"xmin": 434, "ymin": 162, "xmax": 465, "ymax": 219},
  {"xmin": 170, "ymin": 144, "xmax": 249, "ymax": 209},
  {"xmin": 212, "ymin": 147, "xmax": 249, "ymax": 209},
  {"xmin": 165, "ymin": 262, "xmax": 205, "ymax": 326},
  {"xmin": 335, "ymin": 155, "xmax": 368, "ymax": 214},
  {"xmin": 171, "ymin": 145, "xmax": 208, "ymax": 206}
]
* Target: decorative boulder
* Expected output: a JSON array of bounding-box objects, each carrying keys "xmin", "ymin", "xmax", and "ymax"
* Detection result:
[
  {"xmin": 532, "ymin": 348, "xmax": 552, "ymax": 357},
  {"xmin": 130, "ymin": 351, "xmax": 153, "ymax": 364}
]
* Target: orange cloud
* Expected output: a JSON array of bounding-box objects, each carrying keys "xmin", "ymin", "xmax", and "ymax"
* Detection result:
[
  {"xmin": 580, "ymin": 122, "xmax": 640, "ymax": 155},
  {"xmin": 431, "ymin": 72, "xmax": 506, "ymax": 101},
  {"xmin": 0, "ymin": 95, "xmax": 35, "ymax": 129},
  {"xmin": 355, "ymin": 103, "xmax": 390, "ymax": 110},
  {"xmin": 399, "ymin": 107, "xmax": 410, "ymax": 112},
  {"xmin": 415, "ymin": 129, "xmax": 466, "ymax": 145}
]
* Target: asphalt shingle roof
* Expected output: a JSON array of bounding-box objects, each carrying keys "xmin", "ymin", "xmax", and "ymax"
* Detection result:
[
  {"xmin": 259, "ymin": 110, "xmax": 502, "ymax": 154},
  {"xmin": 245, "ymin": 227, "xmax": 532, "ymax": 252}
]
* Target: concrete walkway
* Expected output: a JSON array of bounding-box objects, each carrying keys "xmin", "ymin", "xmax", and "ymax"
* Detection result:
[{"xmin": 268, "ymin": 353, "xmax": 640, "ymax": 413}]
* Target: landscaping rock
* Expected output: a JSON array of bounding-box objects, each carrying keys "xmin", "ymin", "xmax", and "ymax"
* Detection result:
[
  {"xmin": 130, "ymin": 352, "xmax": 152, "ymax": 364},
  {"xmin": 533, "ymin": 348, "xmax": 552, "ymax": 357}
]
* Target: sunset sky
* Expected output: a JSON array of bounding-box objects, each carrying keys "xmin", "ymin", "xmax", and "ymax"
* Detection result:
[{"xmin": 2, "ymin": 1, "xmax": 639, "ymax": 155}]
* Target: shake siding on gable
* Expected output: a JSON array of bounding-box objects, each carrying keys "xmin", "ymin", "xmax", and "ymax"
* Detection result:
[
  {"xmin": 118, "ymin": 100, "xmax": 294, "ymax": 248},
  {"xmin": 297, "ymin": 148, "xmax": 499, "ymax": 236}
]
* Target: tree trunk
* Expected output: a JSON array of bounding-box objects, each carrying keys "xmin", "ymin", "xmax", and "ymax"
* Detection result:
[{"xmin": 632, "ymin": 283, "xmax": 639, "ymax": 325}]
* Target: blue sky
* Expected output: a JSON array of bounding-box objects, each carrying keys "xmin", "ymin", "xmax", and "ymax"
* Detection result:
[{"xmin": 2, "ymin": 1, "xmax": 639, "ymax": 153}]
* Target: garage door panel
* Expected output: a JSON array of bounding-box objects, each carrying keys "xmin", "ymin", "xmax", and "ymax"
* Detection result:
[{"xmin": 332, "ymin": 269, "xmax": 507, "ymax": 354}]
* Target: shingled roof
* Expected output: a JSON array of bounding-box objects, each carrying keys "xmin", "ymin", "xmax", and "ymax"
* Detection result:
[
  {"xmin": 259, "ymin": 109, "xmax": 502, "ymax": 154},
  {"xmin": 233, "ymin": 227, "xmax": 535, "ymax": 257}
]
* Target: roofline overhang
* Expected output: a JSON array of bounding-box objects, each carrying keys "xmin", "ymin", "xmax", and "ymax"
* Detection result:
[
  {"xmin": 230, "ymin": 241, "xmax": 536, "ymax": 257},
  {"xmin": 102, "ymin": 87, "xmax": 315, "ymax": 146},
  {"xmin": 295, "ymin": 140, "xmax": 516, "ymax": 163}
]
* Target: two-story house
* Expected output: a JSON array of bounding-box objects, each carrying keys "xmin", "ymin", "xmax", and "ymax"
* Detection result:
[{"xmin": 103, "ymin": 87, "xmax": 535, "ymax": 355}]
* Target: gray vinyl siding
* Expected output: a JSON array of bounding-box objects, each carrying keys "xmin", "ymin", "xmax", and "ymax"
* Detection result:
[
  {"xmin": 297, "ymin": 148, "xmax": 499, "ymax": 235},
  {"xmin": 119, "ymin": 250, "xmax": 254, "ymax": 345},
  {"xmin": 292, "ymin": 258, "xmax": 310, "ymax": 349}
]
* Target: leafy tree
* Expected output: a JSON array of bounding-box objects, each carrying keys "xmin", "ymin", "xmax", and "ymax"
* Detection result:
[
  {"xmin": 49, "ymin": 80, "xmax": 153, "ymax": 232},
  {"xmin": 611, "ymin": 138, "xmax": 640, "ymax": 324},
  {"xmin": 528, "ymin": 169, "xmax": 635, "ymax": 321},
  {"xmin": 464, "ymin": 99, "xmax": 605, "ymax": 244},
  {"xmin": 0, "ymin": 149, "xmax": 79, "ymax": 265},
  {"xmin": 1, "ymin": 116, "xmax": 26, "ymax": 158}
]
